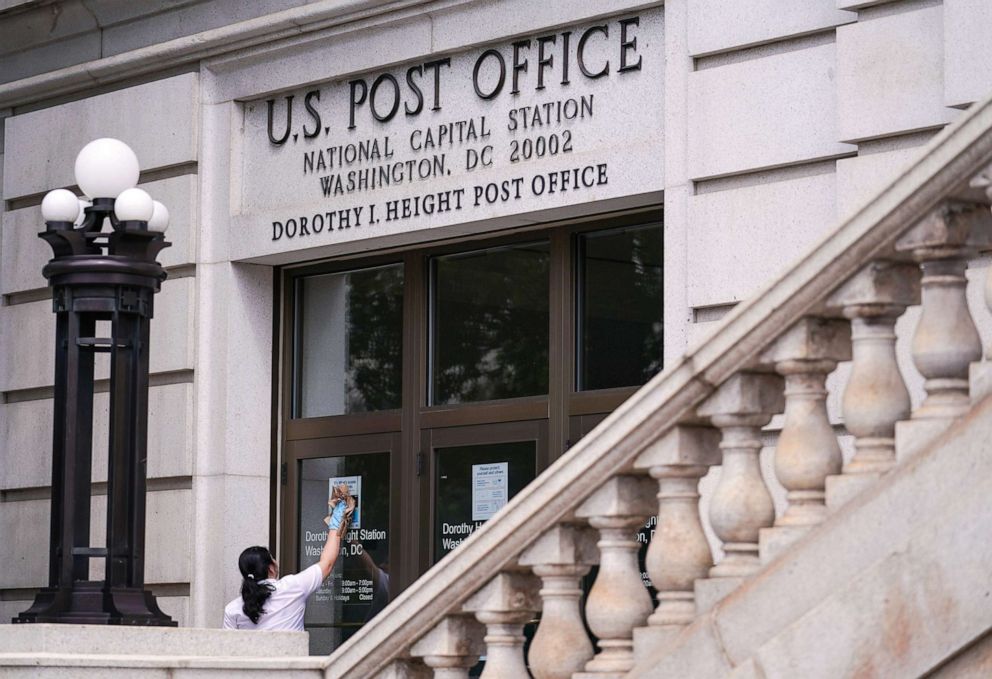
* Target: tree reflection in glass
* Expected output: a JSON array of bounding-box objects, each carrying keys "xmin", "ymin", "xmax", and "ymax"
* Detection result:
[
  {"xmin": 431, "ymin": 242, "xmax": 550, "ymax": 404},
  {"xmin": 296, "ymin": 264, "xmax": 403, "ymax": 417},
  {"xmin": 579, "ymin": 223, "xmax": 663, "ymax": 391}
]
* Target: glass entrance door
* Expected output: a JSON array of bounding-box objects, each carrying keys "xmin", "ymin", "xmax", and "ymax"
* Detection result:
[
  {"xmin": 279, "ymin": 211, "xmax": 664, "ymax": 655},
  {"xmin": 421, "ymin": 421, "xmax": 548, "ymax": 569},
  {"xmin": 282, "ymin": 433, "xmax": 401, "ymax": 654}
]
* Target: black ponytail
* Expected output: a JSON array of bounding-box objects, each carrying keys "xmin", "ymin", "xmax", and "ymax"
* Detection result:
[{"xmin": 239, "ymin": 546, "xmax": 276, "ymax": 624}]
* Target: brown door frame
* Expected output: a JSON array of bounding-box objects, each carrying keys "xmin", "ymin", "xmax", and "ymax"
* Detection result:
[
  {"xmin": 274, "ymin": 206, "xmax": 662, "ymax": 587},
  {"xmin": 419, "ymin": 419, "xmax": 550, "ymax": 572},
  {"xmin": 280, "ymin": 432, "xmax": 403, "ymax": 580}
]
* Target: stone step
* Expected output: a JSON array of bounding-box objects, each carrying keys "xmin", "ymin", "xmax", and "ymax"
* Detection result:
[{"xmin": 0, "ymin": 623, "xmax": 308, "ymax": 657}]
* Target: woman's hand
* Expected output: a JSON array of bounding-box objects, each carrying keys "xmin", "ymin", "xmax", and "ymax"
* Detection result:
[
  {"xmin": 318, "ymin": 484, "xmax": 355, "ymax": 579},
  {"xmin": 328, "ymin": 500, "xmax": 348, "ymax": 530}
]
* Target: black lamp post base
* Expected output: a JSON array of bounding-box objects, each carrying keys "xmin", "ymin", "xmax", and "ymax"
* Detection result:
[{"xmin": 13, "ymin": 581, "xmax": 176, "ymax": 626}]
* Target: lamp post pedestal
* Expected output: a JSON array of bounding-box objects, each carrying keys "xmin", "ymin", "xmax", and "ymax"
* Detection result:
[{"xmin": 14, "ymin": 194, "xmax": 175, "ymax": 626}]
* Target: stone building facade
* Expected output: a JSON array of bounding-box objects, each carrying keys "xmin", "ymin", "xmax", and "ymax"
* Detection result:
[{"xmin": 1, "ymin": 0, "xmax": 991, "ymax": 654}]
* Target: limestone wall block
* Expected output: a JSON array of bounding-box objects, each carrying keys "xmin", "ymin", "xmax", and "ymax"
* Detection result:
[
  {"xmin": 0, "ymin": 276, "xmax": 194, "ymax": 393},
  {"xmin": 0, "ymin": 498, "xmax": 48, "ymax": 589},
  {"xmin": 157, "ymin": 595, "xmax": 190, "ymax": 628},
  {"xmin": 0, "ymin": 382, "xmax": 193, "ymax": 491},
  {"xmin": 837, "ymin": 5, "xmax": 956, "ymax": 143},
  {"xmin": 687, "ymin": 0, "xmax": 854, "ymax": 56},
  {"xmin": 88, "ymin": 489, "xmax": 193, "ymax": 584},
  {"xmin": 189, "ymin": 473, "xmax": 271, "ymax": 627},
  {"xmin": 2, "ymin": 73, "xmax": 199, "ymax": 200},
  {"xmin": 835, "ymin": 137, "xmax": 934, "ymax": 220},
  {"xmin": 687, "ymin": 171, "xmax": 837, "ymax": 309},
  {"xmin": 0, "ymin": 398, "xmax": 53, "ymax": 489},
  {"xmin": 688, "ymin": 43, "xmax": 852, "ymax": 180},
  {"xmin": 0, "ymin": 174, "xmax": 195, "ymax": 296},
  {"xmin": 141, "ymin": 174, "xmax": 198, "ymax": 269},
  {"xmin": 0, "ymin": 298, "xmax": 54, "ymax": 392},
  {"xmin": 944, "ymin": 0, "xmax": 992, "ymax": 108},
  {"xmin": 0, "ymin": 206, "xmax": 49, "ymax": 294},
  {"xmin": 0, "ymin": 600, "xmax": 28, "ymax": 625}
]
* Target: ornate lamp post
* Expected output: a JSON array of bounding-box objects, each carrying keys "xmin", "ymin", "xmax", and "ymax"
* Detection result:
[{"xmin": 14, "ymin": 138, "xmax": 175, "ymax": 625}]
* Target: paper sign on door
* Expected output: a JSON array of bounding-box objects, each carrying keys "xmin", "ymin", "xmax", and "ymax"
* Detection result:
[{"xmin": 472, "ymin": 462, "xmax": 508, "ymax": 521}]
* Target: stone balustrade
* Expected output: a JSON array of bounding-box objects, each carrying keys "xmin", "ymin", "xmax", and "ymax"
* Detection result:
[
  {"xmin": 322, "ymin": 92, "xmax": 992, "ymax": 679},
  {"xmin": 355, "ymin": 210, "xmax": 992, "ymax": 677}
]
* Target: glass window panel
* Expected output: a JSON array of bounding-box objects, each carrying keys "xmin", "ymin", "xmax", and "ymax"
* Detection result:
[
  {"xmin": 578, "ymin": 223, "xmax": 663, "ymax": 391},
  {"xmin": 299, "ymin": 453, "xmax": 391, "ymax": 654},
  {"xmin": 433, "ymin": 441, "xmax": 536, "ymax": 563},
  {"xmin": 295, "ymin": 264, "xmax": 403, "ymax": 417},
  {"xmin": 431, "ymin": 243, "xmax": 550, "ymax": 404}
]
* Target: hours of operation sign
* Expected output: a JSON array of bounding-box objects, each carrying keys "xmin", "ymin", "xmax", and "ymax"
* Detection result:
[{"xmin": 236, "ymin": 9, "xmax": 663, "ymax": 260}]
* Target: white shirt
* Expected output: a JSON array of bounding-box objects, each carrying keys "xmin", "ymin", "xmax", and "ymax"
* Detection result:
[{"xmin": 222, "ymin": 564, "xmax": 324, "ymax": 631}]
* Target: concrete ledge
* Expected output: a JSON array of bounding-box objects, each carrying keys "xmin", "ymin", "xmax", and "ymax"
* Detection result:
[
  {"xmin": 0, "ymin": 654, "xmax": 325, "ymax": 679},
  {"xmin": 0, "ymin": 624, "xmax": 309, "ymax": 657},
  {"xmin": 0, "ymin": 653, "xmax": 324, "ymax": 669}
]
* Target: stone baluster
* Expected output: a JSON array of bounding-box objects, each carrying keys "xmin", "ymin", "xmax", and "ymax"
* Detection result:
[
  {"xmin": 519, "ymin": 525, "xmax": 598, "ymax": 679},
  {"xmin": 896, "ymin": 201, "xmax": 989, "ymax": 418},
  {"xmin": 630, "ymin": 425, "xmax": 720, "ymax": 658},
  {"xmin": 894, "ymin": 201, "xmax": 991, "ymax": 457},
  {"xmin": 823, "ymin": 261, "xmax": 920, "ymax": 509},
  {"xmin": 969, "ymin": 166, "xmax": 992, "ymax": 359},
  {"xmin": 696, "ymin": 373, "xmax": 784, "ymax": 584},
  {"xmin": 574, "ymin": 475, "xmax": 656, "ymax": 678},
  {"xmin": 461, "ymin": 572, "xmax": 540, "ymax": 679},
  {"xmin": 409, "ymin": 616, "xmax": 485, "ymax": 679},
  {"xmin": 967, "ymin": 168, "xmax": 992, "ymax": 399},
  {"xmin": 757, "ymin": 319, "xmax": 850, "ymax": 559}
]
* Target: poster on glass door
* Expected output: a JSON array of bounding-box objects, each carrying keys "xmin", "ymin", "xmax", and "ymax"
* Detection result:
[
  {"xmin": 327, "ymin": 475, "xmax": 362, "ymax": 528},
  {"xmin": 471, "ymin": 462, "xmax": 508, "ymax": 521}
]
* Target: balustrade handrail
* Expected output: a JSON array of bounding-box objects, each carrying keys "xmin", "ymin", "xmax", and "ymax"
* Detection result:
[{"xmin": 323, "ymin": 92, "xmax": 992, "ymax": 678}]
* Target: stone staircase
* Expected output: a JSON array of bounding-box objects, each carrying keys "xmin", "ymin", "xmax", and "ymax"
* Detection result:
[{"xmin": 320, "ymin": 91, "xmax": 992, "ymax": 679}]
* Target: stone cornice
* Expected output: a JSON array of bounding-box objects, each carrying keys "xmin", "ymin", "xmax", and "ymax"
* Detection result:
[
  {"xmin": 0, "ymin": 0, "xmax": 663, "ymax": 112},
  {"xmin": 0, "ymin": 0, "xmax": 417, "ymax": 110}
]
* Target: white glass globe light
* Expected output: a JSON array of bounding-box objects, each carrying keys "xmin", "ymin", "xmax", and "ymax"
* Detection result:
[
  {"xmin": 114, "ymin": 188, "xmax": 154, "ymax": 222},
  {"xmin": 148, "ymin": 200, "xmax": 170, "ymax": 232},
  {"xmin": 74, "ymin": 199, "xmax": 92, "ymax": 227},
  {"xmin": 74, "ymin": 138, "xmax": 140, "ymax": 199},
  {"xmin": 41, "ymin": 189, "xmax": 81, "ymax": 222}
]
